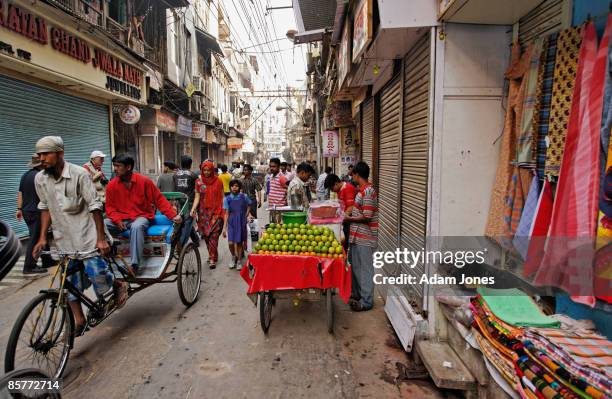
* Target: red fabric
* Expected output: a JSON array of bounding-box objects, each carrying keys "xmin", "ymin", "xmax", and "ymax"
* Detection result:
[
  {"xmin": 240, "ymin": 254, "xmax": 352, "ymax": 304},
  {"xmin": 198, "ymin": 162, "xmax": 224, "ymax": 211},
  {"xmin": 106, "ymin": 173, "xmax": 177, "ymax": 224},
  {"xmin": 523, "ymin": 180, "xmax": 554, "ymax": 277},
  {"xmin": 535, "ymin": 23, "xmax": 607, "ymax": 304},
  {"xmin": 338, "ymin": 182, "xmax": 356, "ymax": 209}
]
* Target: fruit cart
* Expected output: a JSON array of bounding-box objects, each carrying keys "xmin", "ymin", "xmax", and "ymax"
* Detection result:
[{"xmin": 239, "ymin": 223, "xmax": 351, "ymax": 334}]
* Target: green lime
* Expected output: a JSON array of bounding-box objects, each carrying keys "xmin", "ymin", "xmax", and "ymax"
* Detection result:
[
  {"xmin": 328, "ymin": 247, "xmax": 335, "ymax": 254},
  {"xmin": 281, "ymin": 245, "xmax": 288, "ymax": 251}
]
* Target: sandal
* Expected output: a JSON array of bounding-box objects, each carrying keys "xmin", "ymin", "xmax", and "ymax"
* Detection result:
[{"xmin": 114, "ymin": 281, "xmax": 129, "ymax": 309}]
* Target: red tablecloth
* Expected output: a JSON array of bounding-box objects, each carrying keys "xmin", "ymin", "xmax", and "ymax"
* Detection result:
[{"xmin": 239, "ymin": 254, "xmax": 352, "ymax": 303}]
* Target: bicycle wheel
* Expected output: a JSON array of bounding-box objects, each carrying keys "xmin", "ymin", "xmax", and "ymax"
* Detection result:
[
  {"xmin": 326, "ymin": 289, "xmax": 334, "ymax": 334},
  {"xmin": 0, "ymin": 368, "xmax": 61, "ymax": 399},
  {"xmin": 5, "ymin": 292, "xmax": 74, "ymax": 380},
  {"xmin": 259, "ymin": 292, "xmax": 273, "ymax": 334},
  {"xmin": 177, "ymin": 242, "xmax": 202, "ymax": 307}
]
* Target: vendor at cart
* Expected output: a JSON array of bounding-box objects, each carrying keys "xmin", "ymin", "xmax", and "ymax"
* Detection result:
[{"xmin": 288, "ymin": 162, "xmax": 315, "ymax": 209}]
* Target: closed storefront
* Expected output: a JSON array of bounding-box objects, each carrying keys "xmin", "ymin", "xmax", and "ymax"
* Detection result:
[
  {"xmin": 0, "ymin": 75, "xmax": 111, "ymax": 237},
  {"xmin": 361, "ymin": 98, "xmax": 375, "ymax": 182},
  {"xmin": 399, "ymin": 32, "xmax": 432, "ymax": 304},
  {"xmin": 376, "ymin": 75, "xmax": 402, "ymax": 282},
  {"xmin": 518, "ymin": 0, "xmax": 566, "ymax": 47}
]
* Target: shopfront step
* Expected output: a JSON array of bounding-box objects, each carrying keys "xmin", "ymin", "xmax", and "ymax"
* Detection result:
[{"xmin": 415, "ymin": 339, "xmax": 476, "ymax": 391}]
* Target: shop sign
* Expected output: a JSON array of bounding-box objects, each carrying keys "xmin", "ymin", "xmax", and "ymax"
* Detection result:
[
  {"xmin": 352, "ymin": 0, "xmax": 373, "ymax": 63},
  {"xmin": 332, "ymin": 101, "xmax": 353, "ymax": 128},
  {"xmin": 338, "ymin": 20, "xmax": 351, "ymax": 87},
  {"xmin": 227, "ymin": 137, "xmax": 243, "ymax": 149},
  {"xmin": 322, "ymin": 130, "xmax": 339, "ymax": 157},
  {"xmin": 0, "ymin": 1, "xmax": 144, "ymax": 101},
  {"xmin": 119, "ymin": 105, "xmax": 141, "ymax": 124},
  {"xmin": 156, "ymin": 110, "xmax": 177, "ymax": 132},
  {"xmin": 205, "ymin": 127, "xmax": 216, "ymax": 144},
  {"xmin": 192, "ymin": 122, "xmax": 204, "ymax": 139},
  {"xmin": 177, "ymin": 115, "xmax": 192, "ymax": 137}
]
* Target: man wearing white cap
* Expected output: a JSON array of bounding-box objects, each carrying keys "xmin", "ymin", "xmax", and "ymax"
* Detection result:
[
  {"xmin": 83, "ymin": 150, "xmax": 109, "ymax": 203},
  {"xmin": 33, "ymin": 136, "xmax": 128, "ymax": 335}
]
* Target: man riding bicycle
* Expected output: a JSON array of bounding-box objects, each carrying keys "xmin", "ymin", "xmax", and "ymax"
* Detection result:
[{"xmin": 32, "ymin": 136, "xmax": 128, "ymax": 336}]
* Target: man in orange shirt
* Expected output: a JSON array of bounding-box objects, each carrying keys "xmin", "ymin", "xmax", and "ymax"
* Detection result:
[{"xmin": 105, "ymin": 154, "xmax": 181, "ymax": 273}]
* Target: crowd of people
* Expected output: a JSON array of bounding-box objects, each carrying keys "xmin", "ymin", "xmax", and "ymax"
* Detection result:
[{"xmin": 16, "ymin": 139, "xmax": 379, "ymax": 318}]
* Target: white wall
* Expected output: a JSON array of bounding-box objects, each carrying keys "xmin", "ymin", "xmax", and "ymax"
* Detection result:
[{"xmin": 433, "ymin": 24, "xmax": 511, "ymax": 236}]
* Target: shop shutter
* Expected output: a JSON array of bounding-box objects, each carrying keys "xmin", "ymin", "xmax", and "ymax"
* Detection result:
[
  {"xmin": 0, "ymin": 75, "xmax": 110, "ymax": 238},
  {"xmin": 361, "ymin": 98, "xmax": 374, "ymax": 174},
  {"xmin": 518, "ymin": 0, "xmax": 565, "ymax": 47},
  {"xmin": 377, "ymin": 75, "xmax": 402, "ymax": 281},
  {"xmin": 399, "ymin": 33, "xmax": 431, "ymax": 302}
]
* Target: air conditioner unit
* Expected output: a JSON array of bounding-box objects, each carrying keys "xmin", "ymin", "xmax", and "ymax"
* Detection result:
[{"xmin": 192, "ymin": 75, "xmax": 204, "ymax": 95}]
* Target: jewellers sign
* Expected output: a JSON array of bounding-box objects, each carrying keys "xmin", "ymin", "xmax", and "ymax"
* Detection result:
[
  {"xmin": 352, "ymin": 0, "xmax": 372, "ymax": 62},
  {"xmin": 0, "ymin": 1, "xmax": 144, "ymax": 101},
  {"xmin": 322, "ymin": 130, "xmax": 339, "ymax": 157}
]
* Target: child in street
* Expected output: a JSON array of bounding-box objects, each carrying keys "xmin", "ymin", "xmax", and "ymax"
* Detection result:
[{"xmin": 222, "ymin": 180, "xmax": 253, "ymax": 270}]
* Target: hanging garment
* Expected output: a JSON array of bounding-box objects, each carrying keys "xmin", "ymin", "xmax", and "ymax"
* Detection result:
[
  {"xmin": 518, "ymin": 38, "xmax": 545, "ymax": 168},
  {"xmin": 544, "ymin": 26, "xmax": 583, "ymax": 177},
  {"xmin": 600, "ymin": 15, "xmax": 612, "ymax": 195},
  {"xmin": 523, "ymin": 180, "xmax": 554, "ymax": 278},
  {"xmin": 504, "ymin": 168, "xmax": 534, "ymax": 239},
  {"xmin": 533, "ymin": 34, "xmax": 559, "ymax": 179},
  {"xmin": 535, "ymin": 22, "xmax": 606, "ymax": 303},
  {"xmin": 486, "ymin": 43, "xmax": 532, "ymax": 240},
  {"xmin": 513, "ymin": 175, "xmax": 541, "ymax": 260}
]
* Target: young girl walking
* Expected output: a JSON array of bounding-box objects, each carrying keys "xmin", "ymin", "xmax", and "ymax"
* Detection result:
[
  {"xmin": 191, "ymin": 161, "xmax": 224, "ymax": 269},
  {"xmin": 222, "ymin": 180, "xmax": 253, "ymax": 270}
]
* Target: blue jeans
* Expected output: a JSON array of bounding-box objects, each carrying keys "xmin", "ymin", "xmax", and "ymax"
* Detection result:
[
  {"xmin": 105, "ymin": 217, "xmax": 150, "ymax": 267},
  {"xmin": 349, "ymin": 244, "xmax": 375, "ymax": 309},
  {"xmin": 67, "ymin": 256, "xmax": 114, "ymax": 301},
  {"xmin": 180, "ymin": 215, "xmax": 200, "ymax": 246}
]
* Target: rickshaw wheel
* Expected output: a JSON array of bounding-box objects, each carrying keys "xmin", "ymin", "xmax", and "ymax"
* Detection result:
[
  {"xmin": 326, "ymin": 289, "xmax": 334, "ymax": 334},
  {"xmin": 177, "ymin": 242, "xmax": 202, "ymax": 307},
  {"xmin": 259, "ymin": 292, "xmax": 273, "ymax": 334}
]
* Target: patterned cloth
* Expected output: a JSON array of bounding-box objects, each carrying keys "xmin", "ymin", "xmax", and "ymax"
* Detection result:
[
  {"xmin": 240, "ymin": 176, "xmax": 262, "ymax": 203},
  {"xmin": 504, "ymin": 168, "xmax": 533, "ymax": 240},
  {"xmin": 533, "ymin": 34, "xmax": 559, "ymax": 179},
  {"xmin": 268, "ymin": 173, "xmax": 288, "ymax": 206},
  {"xmin": 486, "ymin": 43, "xmax": 532, "ymax": 239},
  {"xmin": 518, "ymin": 38, "xmax": 545, "ymax": 168},
  {"xmin": 349, "ymin": 183, "xmax": 379, "ymax": 248},
  {"xmin": 545, "ymin": 26, "xmax": 583, "ymax": 177},
  {"xmin": 513, "ymin": 175, "xmax": 541, "ymax": 260}
]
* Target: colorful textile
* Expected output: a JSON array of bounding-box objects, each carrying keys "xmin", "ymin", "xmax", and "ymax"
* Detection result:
[
  {"xmin": 600, "ymin": 15, "xmax": 612, "ymax": 206},
  {"xmin": 519, "ymin": 38, "xmax": 545, "ymax": 167},
  {"xmin": 474, "ymin": 328, "xmax": 518, "ymax": 385},
  {"xmin": 536, "ymin": 23, "xmax": 606, "ymax": 300},
  {"xmin": 486, "ymin": 43, "xmax": 532, "ymax": 239},
  {"xmin": 545, "ymin": 26, "xmax": 583, "ymax": 177},
  {"xmin": 534, "ymin": 34, "xmax": 559, "ymax": 179},
  {"xmin": 513, "ymin": 175, "xmax": 541, "ymax": 260},
  {"xmin": 198, "ymin": 162, "xmax": 225, "ymax": 212},
  {"xmin": 523, "ymin": 180, "xmax": 555, "ymax": 277},
  {"xmin": 201, "ymin": 218, "xmax": 223, "ymax": 264},
  {"xmin": 505, "ymin": 168, "xmax": 534, "ymax": 239},
  {"xmin": 478, "ymin": 288, "xmax": 560, "ymax": 328}
]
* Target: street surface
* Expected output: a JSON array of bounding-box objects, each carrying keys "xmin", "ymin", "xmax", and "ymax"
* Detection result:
[{"xmin": 0, "ymin": 209, "xmax": 444, "ymax": 399}]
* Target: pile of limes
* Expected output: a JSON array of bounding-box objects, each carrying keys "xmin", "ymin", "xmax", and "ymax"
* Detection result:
[{"xmin": 254, "ymin": 223, "xmax": 344, "ymax": 258}]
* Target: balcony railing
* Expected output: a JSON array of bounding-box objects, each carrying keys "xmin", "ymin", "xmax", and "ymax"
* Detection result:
[{"xmin": 46, "ymin": 0, "xmax": 104, "ymax": 27}]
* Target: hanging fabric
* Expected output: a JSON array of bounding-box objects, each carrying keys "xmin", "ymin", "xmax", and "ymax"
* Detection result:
[
  {"xmin": 535, "ymin": 22, "xmax": 606, "ymax": 305},
  {"xmin": 513, "ymin": 175, "xmax": 541, "ymax": 260},
  {"xmin": 485, "ymin": 43, "xmax": 533, "ymax": 240},
  {"xmin": 544, "ymin": 26, "xmax": 583, "ymax": 177},
  {"xmin": 533, "ymin": 34, "xmax": 559, "ymax": 179},
  {"xmin": 518, "ymin": 38, "xmax": 545, "ymax": 168},
  {"xmin": 523, "ymin": 180, "xmax": 554, "ymax": 277}
]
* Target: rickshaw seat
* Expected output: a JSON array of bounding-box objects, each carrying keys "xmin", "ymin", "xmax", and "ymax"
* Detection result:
[{"xmin": 119, "ymin": 212, "xmax": 174, "ymax": 243}]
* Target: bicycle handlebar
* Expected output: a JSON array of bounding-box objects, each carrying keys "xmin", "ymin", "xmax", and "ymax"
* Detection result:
[{"xmin": 40, "ymin": 249, "xmax": 99, "ymax": 259}]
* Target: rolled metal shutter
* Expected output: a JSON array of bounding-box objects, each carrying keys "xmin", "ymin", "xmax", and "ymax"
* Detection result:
[
  {"xmin": 399, "ymin": 33, "xmax": 431, "ymax": 302},
  {"xmin": 518, "ymin": 0, "xmax": 565, "ymax": 47},
  {"xmin": 0, "ymin": 75, "xmax": 111, "ymax": 238},
  {"xmin": 377, "ymin": 75, "xmax": 402, "ymax": 275},
  {"xmin": 361, "ymin": 98, "xmax": 374, "ymax": 172}
]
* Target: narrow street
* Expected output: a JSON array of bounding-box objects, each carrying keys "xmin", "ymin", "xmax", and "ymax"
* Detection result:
[{"xmin": 0, "ymin": 209, "xmax": 443, "ymax": 399}]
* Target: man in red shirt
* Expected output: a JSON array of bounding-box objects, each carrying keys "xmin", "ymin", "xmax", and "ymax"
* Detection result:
[
  {"xmin": 105, "ymin": 154, "xmax": 181, "ymax": 273},
  {"xmin": 324, "ymin": 173, "xmax": 357, "ymax": 251}
]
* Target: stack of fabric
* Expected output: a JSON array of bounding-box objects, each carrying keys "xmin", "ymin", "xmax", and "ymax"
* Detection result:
[{"xmin": 469, "ymin": 288, "xmax": 612, "ymax": 399}]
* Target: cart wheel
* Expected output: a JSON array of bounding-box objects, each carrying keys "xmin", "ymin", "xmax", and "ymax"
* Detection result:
[
  {"xmin": 259, "ymin": 292, "xmax": 273, "ymax": 334},
  {"xmin": 177, "ymin": 242, "xmax": 202, "ymax": 307},
  {"xmin": 5, "ymin": 292, "xmax": 74, "ymax": 380},
  {"xmin": 326, "ymin": 289, "xmax": 334, "ymax": 334}
]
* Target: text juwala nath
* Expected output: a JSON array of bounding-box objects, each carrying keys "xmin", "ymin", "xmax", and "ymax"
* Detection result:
[{"xmin": 371, "ymin": 249, "xmax": 495, "ymax": 286}]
